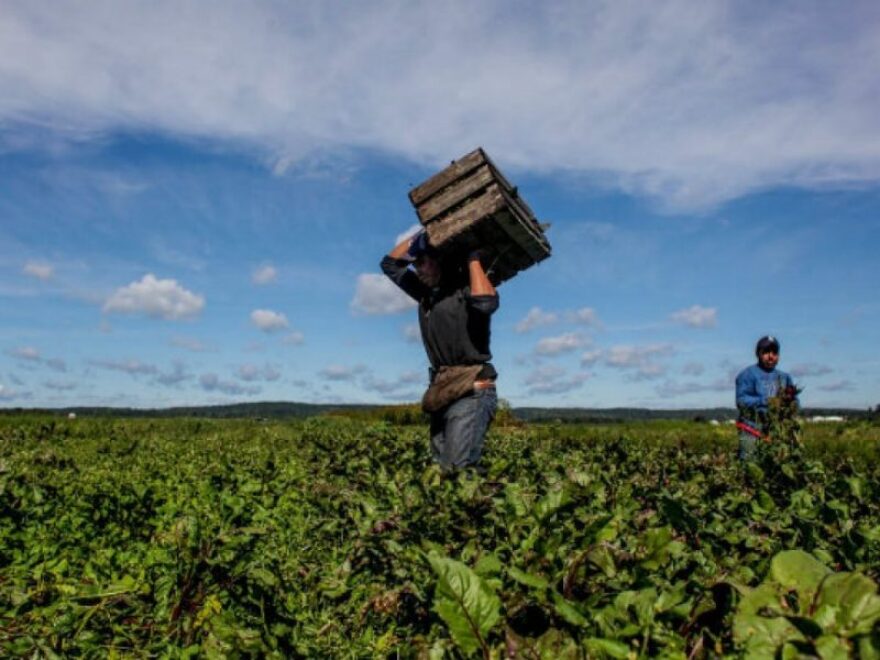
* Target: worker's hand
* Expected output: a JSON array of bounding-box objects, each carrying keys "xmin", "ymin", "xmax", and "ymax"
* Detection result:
[
  {"xmin": 407, "ymin": 231, "xmax": 431, "ymax": 260},
  {"xmin": 467, "ymin": 249, "xmax": 483, "ymax": 263}
]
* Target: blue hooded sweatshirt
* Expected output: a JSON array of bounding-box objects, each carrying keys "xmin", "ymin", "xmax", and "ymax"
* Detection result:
[{"xmin": 735, "ymin": 364, "xmax": 795, "ymax": 431}]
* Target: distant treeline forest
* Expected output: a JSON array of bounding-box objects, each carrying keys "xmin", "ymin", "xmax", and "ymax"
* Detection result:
[{"xmin": 1, "ymin": 401, "xmax": 875, "ymax": 423}]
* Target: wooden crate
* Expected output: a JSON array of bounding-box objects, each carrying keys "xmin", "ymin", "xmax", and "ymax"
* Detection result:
[{"xmin": 408, "ymin": 148, "xmax": 551, "ymax": 285}]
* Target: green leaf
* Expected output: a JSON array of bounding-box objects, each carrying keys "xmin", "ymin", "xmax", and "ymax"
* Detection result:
[
  {"xmin": 509, "ymin": 566, "xmax": 549, "ymax": 590},
  {"xmin": 814, "ymin": 635, "xmax": 851, "ymax": 660},
  {"xmin": 551, "ymin": 591, "xmax": 589, "ymax": 628},
  {"xmin": 770, "ymin": 550, "xmax": 830, "ymax": 606},
  {"xmin": 583, "ymin": 637, "xmax": 631, "ymax": 659},
  {"xmin": 815, "ymin": 572, "xmax": 880, "ymax": 637},
  {"xmin": 734, "ymin": 614, "xmax": 804, "ymax": 657},
  {"xmin": 428, "ymin": 554, "xmax": 501, "ymax": 656}
]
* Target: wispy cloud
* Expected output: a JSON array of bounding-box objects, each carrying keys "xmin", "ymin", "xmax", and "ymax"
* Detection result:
[
  {"xmin": 351, "ymin": 274, "xmax": 417, "ymax": 315},
  {"xmin": 282, "ymin": 331, "xmax": 305, "ymax": 346},
  {"xmin": 670, "ymin": 305, "xmax": 717, "ymax": 329},
  {"xmin": 605, "ymin": 343, "xmax": 675, "ymax": 380},
  {"xmin": 7, "ymin": 346, "xmax": 41, "ymax": 362},
  {"xmin": 89, "ymin": 358, "xmax": 158, "ymax": 376},
  {"xmin": 655, "ymin": 377, "xmax": 731, "ymax": 398},
  {"xmin": 790, "ymin": 363, "xmax": 833, "ymax": 378},
  {"xmin": 155, "ymin": 361, "xmax": 191, "ymax": 386},
  {"xmin": 23, "ymin": 260, "xmax": 53, "ymax": 280},
  {"xmin": 199, "ymin": 373, "xmax": 260, "ymax": 396},
  {"xmin": 6, "ymin": 347, "xmax": 66, "ymax": 372},
  {"xmin": 0, "ymin": 384, "xmax": 30, "ymax": 401},
  {"xmin": 104, "ymin": 274, "xmax": 204, "ymax": 320},
  {"xmin": 364, "ymin": 370, "xmax": 423, "ymax": 398},
  {"xmin": 252, "ymin": 264, "xmax": 277, "ymax": 285},
  {"xmin": 3, "ymin": 3, "xmax": 877, "ymax": 210},
  {"xmin": 402, "ymin": 323, "xmax": 421, "ymax": 343},
  {"xmin": 535, "ymin": 332, "xmax": 590, "ymax": 356},
  {"xmin": 320, "ymin": 364, "xmax": 367, "ymax": 381},
  {"xmin": 818, "ymin": 380, "xmax": 854, "ymax": 392},
  {"xmin": 515, "ymin": 307, "xmax": 558, "ymax": 333},
  {"xmin": 237, "ymin": 363, "xmax": 281, "ymax": 382},
  {"xmin": 523, "ymin": 365, "xmax": 590, "ymax": 395},
  {"xmin": 250, "ymin": 309, "xmax": 289, "ymax": 332},
  {"xmin": 170, "ymin": 336, "xmax": 210, "ymax": 353},
  {"xmin": 566, "ymin": 308, "xmax": 600, "ymax": 327}
]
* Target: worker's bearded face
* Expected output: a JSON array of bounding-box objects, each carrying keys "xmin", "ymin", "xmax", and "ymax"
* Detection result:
[{"xmin": 415, "ymin": 255, "xmax": 442, "ymax": 287}]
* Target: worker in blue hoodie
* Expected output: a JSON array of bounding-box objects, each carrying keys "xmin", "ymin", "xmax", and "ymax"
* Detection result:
[{"xmin": 735, "ymin": 335, "xmax": 797, "ymax": 460}]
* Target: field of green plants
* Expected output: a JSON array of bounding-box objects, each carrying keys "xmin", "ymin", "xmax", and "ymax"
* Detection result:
[{"xmin": 2, "ymin": 414, "xmax": 880, "ymax": 658}]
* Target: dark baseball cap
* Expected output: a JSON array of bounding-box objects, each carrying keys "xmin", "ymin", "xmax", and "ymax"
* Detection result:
[{"xmin": 755, "ymin": 335, "xmax": 780, "ymax": 355}]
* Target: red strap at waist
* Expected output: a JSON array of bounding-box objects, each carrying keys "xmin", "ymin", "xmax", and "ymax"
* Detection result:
[{"xmin": 736, "ymin": 421, "xmax": 765, "ymax": 439}]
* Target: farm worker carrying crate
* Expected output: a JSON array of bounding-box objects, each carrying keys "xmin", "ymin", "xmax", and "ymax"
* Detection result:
[
  {"xmin": 380, "ymin": 149, "xmax": 551, "ymax": 473},
  {"xmin": 734, "ymin": 335, "xmax": 798, "ymax": 460},
  {"xmin": 381, "ymin": 233, "xmax": 499, "ymax": 472}
]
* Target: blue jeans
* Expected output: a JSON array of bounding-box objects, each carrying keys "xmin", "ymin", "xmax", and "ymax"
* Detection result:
[
  {"xmin": 429, "ymin": 387, "xmax": 497, "ymax": 470},
  {"xmin": 738, "ymin": 431, "xmax": 759, "ymax": 461}
]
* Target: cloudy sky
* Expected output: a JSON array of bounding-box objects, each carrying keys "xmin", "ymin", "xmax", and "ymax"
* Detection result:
[{"xmin": 1, "ymin": 1, "xmax": 878, "ymax": 410}]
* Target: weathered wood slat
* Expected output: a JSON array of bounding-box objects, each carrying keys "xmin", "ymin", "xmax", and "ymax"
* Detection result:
[
  {"xmin": 408, "ymin": 147, "xmax": 551, "ymax": 285},
  {"xmin": 416, "ymin": 164, "xmax": 495, "ymax": 224},
  {"xmin": 408, "ymin": 149, "xmax": 487, "ymax": 206},
  {"xmin": 425, "ymin": 184, "xmax": 506, "ymax": 247}
]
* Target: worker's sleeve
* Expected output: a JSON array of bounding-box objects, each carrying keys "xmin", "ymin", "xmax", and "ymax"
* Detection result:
[
  {"xmin": 736, "ymin": 371, "xmax": 766, "ymax": 410},
  {"xmin": 466, "ymin": 292, "xmax": 499, "ymax": 315},
  {"xmin": 380, "ymin": 255, "xmax": 427, "ymax": 302}
]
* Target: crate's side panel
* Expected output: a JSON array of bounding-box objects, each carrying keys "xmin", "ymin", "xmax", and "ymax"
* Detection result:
[
  {"xmin": 408, "ymin": 149, "xmax": 488, "ymax": 206},
  {"xmin": 415, "ymin": 163, "xmax": 495, "ymax": 225},
  {"xmin": 424, "ymin": 184, "xmax": 505, "ymax": 247}
]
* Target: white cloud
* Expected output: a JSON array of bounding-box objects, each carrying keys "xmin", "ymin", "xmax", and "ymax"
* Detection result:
[
  {"xmin": 250, "ymin": 309, "xmax": 289, "ymax": 332},
  {"xmin": 237, "ymin": 363, "xmax": 281, "ymax": 382},
  {"xmin": 320, "ymin": 364, "xmax": 367, "ymax": 381},
  {"xmin": 8, "ymin": 346, "xmax": 40, "ymax": 361},
  {"xmin": 156, "ymin": 361, "xmax": 191, "ymax": 386},
  {"xmin": 351, "ymin": 273, "xmax": 417, "ymax": 315},
  {"xmin": 364, "ymin": 370, "xmax": 424, "ymax": 397},
  {"xmin": 606, "ymin": 343, "xmax": 675, "ymax": 379},
  {"xmin": 790, "ymin": 363, "xmax": 833, "ymax": 378},
  {"xmin": 90, "ymin": 358, "xmax": 158, "ymax": 376},
  {"xmin": 655, "ymin": 377, "xmax": 730, "ymax": 398},
  {"xmin": 523, "ymin": 365, "xmax": 590, "ymax": 395},
  {"xmin": 6, "ymin": 347, "xmax": 65, "ymax": 372},
  {"xmin": 535, "ymin": 332, "xmax": 590, "ymax": 356},
  {"xmin": 567, "ymin": 308, "xmax": 600, "ymax": 327},
  {"xmin": 4, "ymin": 4, "xmax": 876, "ymax": 210},
  {"xmin": 282, "ymin": 331, "xmax": 305, "ymax": 346},
  {"xmin": 403, "ymin": 323, "xmax": 421, "ymax": 343},
  {"xmin": 252, "ymin": 264, "xmax": 278, "ymax": 285},
  {"xmin": 199, "ymin": 373, "xmax": 260, "ymax": 396},
  {"xmin": 44, "ymin": 380, "xmax": 77, "ymax": 391},
  {"xmin": 670, "ymin": 305, "xmax": 718, "ymax": 329},
  {"xmin": 818, "ymin": 380, "xmax": 854, "ymax": 392},
  {"xmin": 171, "ymin": 336, "xmax": 210, "ymax": 352},
  {"xmin": 515, "ymin": 307, "xmax": 558, "ymax": 333},
  {"xmin": 0, "ymin": 384, "xmax": 30, "ymax": 400},
  {"xmin": 580, "ymin": 349, "xmax": 602, "ymax": 367},
  {"xmin": 104, "ymin": 274, "xmax": 204, "ymax": 320},
  {"xmin": 23, "ymin": 260, "xmax": 53, "ymax": 280}
]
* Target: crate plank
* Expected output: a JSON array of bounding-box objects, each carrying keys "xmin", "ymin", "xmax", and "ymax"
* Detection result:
[
  {"xmin": 408, "ymin": 149, "xmax": 487, "ymax": 206},
  {"xmin": 408, "ymin": 147, "xmax": 551, "ymax": 285},
  {"xmin": 415, "ymin": 163, "xmax": 495, "ymax": 224}
]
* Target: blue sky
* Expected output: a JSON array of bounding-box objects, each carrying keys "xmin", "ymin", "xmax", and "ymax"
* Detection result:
[{"xmin": 1, "ymin": 1, "xmax": 878, "ymax": 410}]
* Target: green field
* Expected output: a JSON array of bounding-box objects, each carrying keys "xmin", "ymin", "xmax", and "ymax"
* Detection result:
[{"xmin": 2, "ymin": 415, "xmax": 879, "ymax": 658}]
